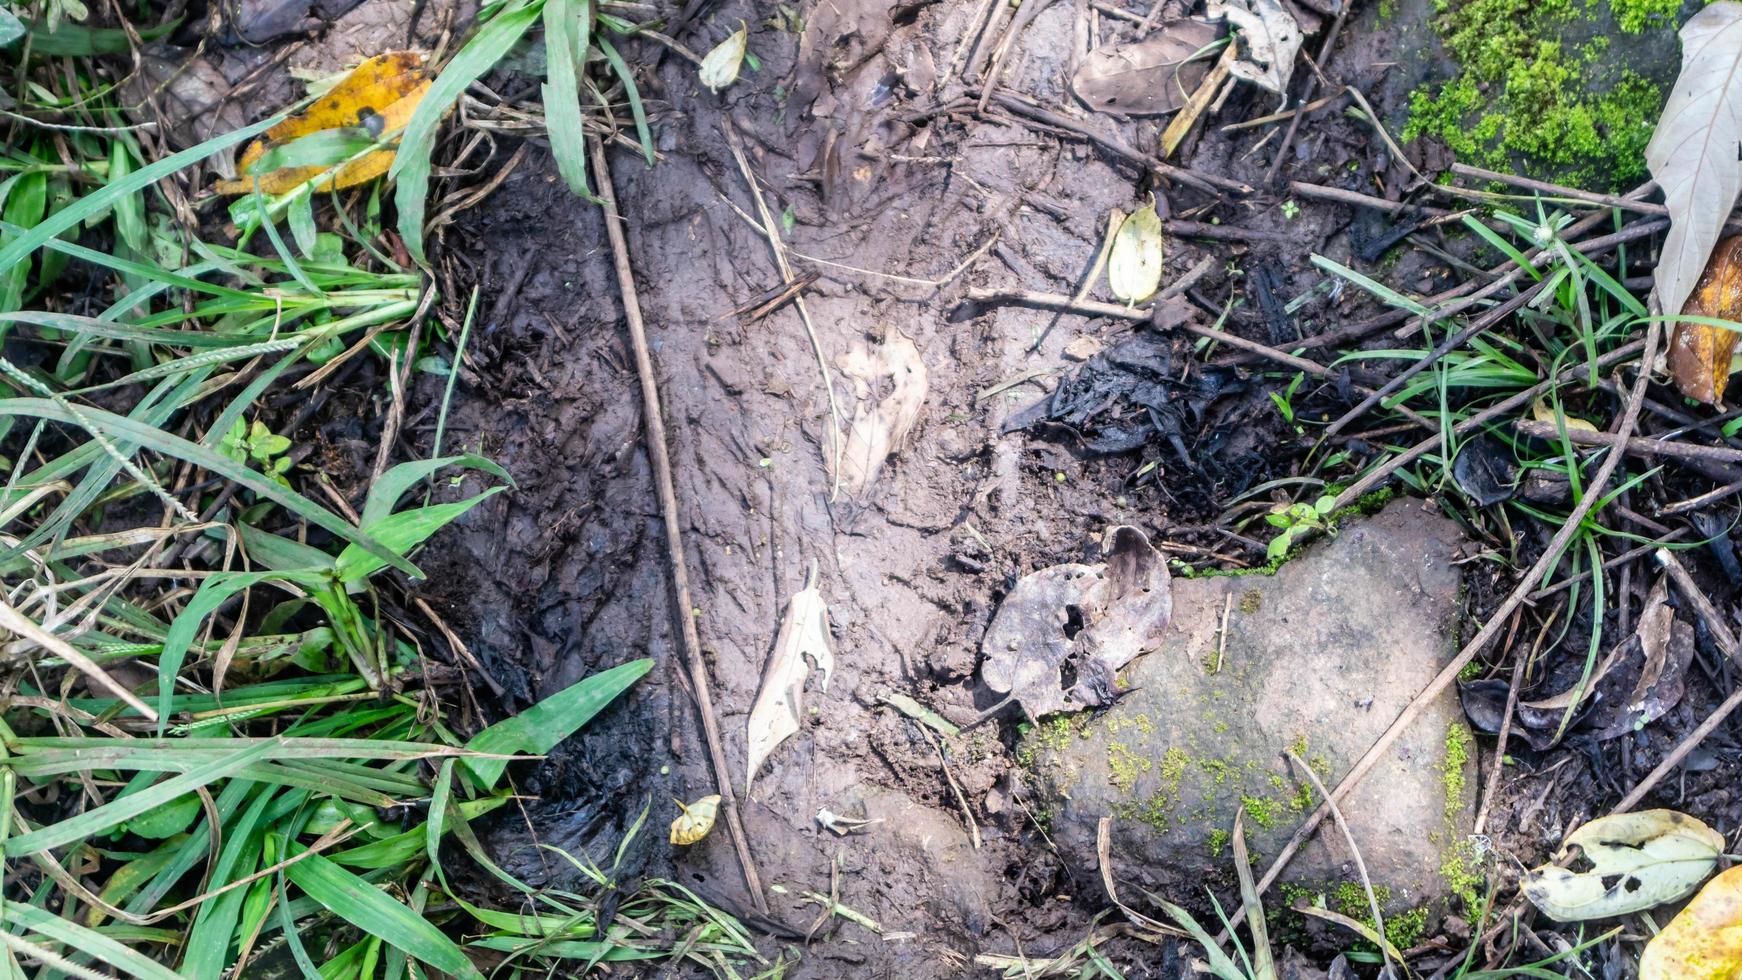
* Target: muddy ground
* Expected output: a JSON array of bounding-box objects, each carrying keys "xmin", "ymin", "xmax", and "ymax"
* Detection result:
[{"xmin": 166, "ymin": 0, "xmax": 1742, "ymax": 973}]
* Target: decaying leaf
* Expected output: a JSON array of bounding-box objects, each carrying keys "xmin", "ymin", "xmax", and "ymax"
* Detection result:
[
  {"xmin": 834, "ymin": 329, "xmax": 927, "ymax": 497},
  {"xmin": 1669, "ymin": 235, "xmax": 1742, "ymax": 403},
  {"xmin": 1640, "ymin": 865, "xmax": 1742, "ymax": 980},
  {"xmin": 1530, "ymin": 397, "xmax": 1597, "ymax": 432},
  {"xmin": 1108, "ymin": 198, "xmax": 1164, "ymax": 305},
  {"xmin": 980, "ymin": 525, "xmax": 1172, "ymax": 720},
  {"xmin": 1207, "ymin": 0, "xmax": 1302, "ymax": 105},
  {"xmin": 1522, "ymin": 809, "xmax": 1723, "ymax": 921},
  {"xmin": 669, "ymin": 794, "xmax": 721, "ymax": 845},
  {"xmin": 1647, "ymin": 3, "xmax": 1742, "ymax": 321},
  {"xmin": 698, "ymin": 23, "xmax": 748, "ymax": 92},
  {"xmin": 746, "ymin": 568, "xmax": 834, "ymax": 793},
  {"xmin": 1070, "ymin": 19, "xmax": 1222, "ymax": 116},
  {"xmin": 214, "ymin": 52, "xmax": 430, "ymax": 196}
]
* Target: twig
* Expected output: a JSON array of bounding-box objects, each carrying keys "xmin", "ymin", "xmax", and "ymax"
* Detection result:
[
  {"xmin": 1160, "ymin": 46, "xmax": 1236, "ymax": 159},
  {"xmin": 590, "ymin": 138, "xmax": 767, "ymax": 913},
  {"xmin": 722, "ymin": 122, "xmax": 845, "ymax": 500},
  {"xmin": 1511, "ymin": 420, "xmax": 1742, "ymax": 466},
  {"xmin": 1473, "ymin": 610, "xmax": 1529, "ymax": 835},
  {"xmin": 1232, "ymin": 322, "xmax": 1662, "ymax": 934},
  {"xmin": 1262, "ymin": 3, "xmax": 1350, "ymax": 187},
  {"xmin": 1446, "ymin": 166, "xmax": 1666, "ymax": 217},
  {"xmin": 0, "ymin": 597, "xmax": 156, "ymax": 721},
  {"xmin": 1287, "ymin": 180, "xmax": 1449, "ymax": 217},
  {"xmin": 916, "ymin": 723, "xmax": 980, "ymax": 848}
]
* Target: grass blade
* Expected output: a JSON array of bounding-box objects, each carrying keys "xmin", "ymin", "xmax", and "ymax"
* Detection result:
[
  {"xmin": 285, "ymin": 849, "xmax": 483, "ymax": 980},
  {"xmin": 3, "ymin": 901, "xmax": 180, "ymax": 980},
  {"xmin": 464, "ymin": 658, "xmax": 651, "ymax": 788}
]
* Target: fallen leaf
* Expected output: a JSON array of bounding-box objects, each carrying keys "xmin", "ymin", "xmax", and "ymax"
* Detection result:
[
  {"xmin": 746, "ymin": 568, "xmax": 834, "ymax": 793},
  {"xmin": 1530, "ymin": 397, "xmax": 1598, "ymax": 432},
  {"xmin": 980, "ymin": 525, "xmax": 1172, "ymax": 720},
  {"xmin": 1108, "ymin": 198, "xmax": 1164, "ymax": 305},
  {"xmin": 698, "ymin": 23, "xmax": 748, "ymax": 92},
  {"xmin": 1646, "ymin": 3, "xmax": 1742, "ymax": 320},
  {"xmin": 1640, "ymin": 865, "xmax": 1742, "ymax": 980},
  {"xmin": 1207, "ymin": 0, "xmax": 1302, "ymax": 105},
  {"xmin": 1069, "ymin": 18, "xmax": 1222, "ymax": 116},
  {"xmin": 215, "ymin": 51, "xmax": 431, "ymax": 196},
  {"xmin": 834, "ymin": 329, "xmax": 927, "ymax": 497},
  {"xmin": 1597, "ymin": 577, "xmax": 1695, "ymax": 739},
  {"xmin": 669, "ymin": 794, "xmax": 720, "ymax": 845},
  {"xmin": 1451, "ymin": 434, "xmax": 1517, "ymax": 507},
  {"xmin": 1522, "ymin": 809, "xmax": 1723, "ymax": 921},
  {"xmin": 1669, "ymin": 235, "xmax": 1742, "ymax": 403}
]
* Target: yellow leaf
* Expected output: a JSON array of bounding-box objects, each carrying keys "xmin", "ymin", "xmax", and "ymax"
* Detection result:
[
  {"xmin": 215, "ymin": 52, "xmax": 431, "ymax": 196},
  {"xmin": 1641, "ymin": 865, "xmax": 1742, "ymax": 980},
  {"xmin": 1529, "ymin": 397, "xmax": 1597, "ymax": 432},
  {"xmin": 1669, "ymin": 234, "xmax": 1742, "ymax": 405},
  {"xmin": 1521, "ymin": 809, "xmax": 1723, "ymax": 921},
  {"xmin": 669, "ymin": 794, "xmax": 721, "ymax": 845},
  {"xmin": 1108, "ymin": 196, "xmax": 1164, "ymax": 305}
]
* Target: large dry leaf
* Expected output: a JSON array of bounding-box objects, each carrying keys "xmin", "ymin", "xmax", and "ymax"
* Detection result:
[
  {"xmin": 1070, "ymin": 19, "xmax": 1221, "ymax": 116},
  {"xmin": 214, "ymin": 52, "xmax": 430, "ymax": 196},
  {"xmin": 1522, "ymin": 809, "xmax": 1723, "ymax": 921},
  {"xmin": 980, "ymin": 526, "xmax": 1172, "ymax": 720},
  {"xmin": 745, "ymin": 571, "xmax": 834, "ymax": 794},
  {"xmin": 1646, "ymin": 3, "xmax": 1742, "ymax": 320},
  {"xmin": 834, "ymin": 329, "xmax": 927, "ymax": 496},
  {"xmin": 1669, "ymin": 234, "xmax": 1742, "ymax": 403},
  {"xmin": 1641, "ymin": 865, "xmax": 1742, "ymax": 980}
]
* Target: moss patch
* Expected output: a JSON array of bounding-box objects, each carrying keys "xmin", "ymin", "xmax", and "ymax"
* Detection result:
[
  {"xmin": 1443, "ymin": 722, "xmax": 1471, "ymax": 818},
  {"xmin": 1402, "ymin": 0, "xmax": 1679, "ymax": 189}
]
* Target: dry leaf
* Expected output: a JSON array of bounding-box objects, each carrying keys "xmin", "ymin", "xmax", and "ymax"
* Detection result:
[
  {"xmin": 214, "ymin": 52, "xmax": 431, "ymax": 196},
  {"xmin": 746, "ymin": 569, "xmax": 834, "ymax": 793},
  {"xmin": 980, "ymin": 526, "xmax": 1172, "ymax": 720},
  {"xmin": 698, "ymin": 23, "xmax": 748, "ymax": 92},
  {"xmin": 669, "ymin": 794, "xmax": 721, "ymax": 845},
  {"xmin": 1640, "ymin": 865, "xmax": 1742, "ymax": 980},
  {"xmin": 1069, "ymin": 19, "xmax": 1222, "ymax": 116},
  {"xmin": 834, "ymin": 329, "xmax": 927, "ymax": 497},
  {"xmin": 1207, "ymin": 0, "xmax": 1302, "ymax": 105},
  {"xmin": 1646, "ymin": 3, "xmax": 1742, "ymax": 320},
  {"xmin": 1529, "ymin": 397, "xmax": 1598, "ymax": 432},
  {"xmin": 1108, "ymin": 198, "xmax": 1164, "ymax": 305},
  {"xmin": 1669, "ymin": 235, "xmax": 1742, "ymax": 403},
  {"xmin": 1522, "ymin": 809, "xmax": 1723, "ymax": 921}
]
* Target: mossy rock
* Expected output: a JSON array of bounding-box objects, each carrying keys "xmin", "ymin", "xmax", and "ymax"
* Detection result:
[{"xmin": 1021, "ymin": 501, "xmax": 1479, "ymax": 921}]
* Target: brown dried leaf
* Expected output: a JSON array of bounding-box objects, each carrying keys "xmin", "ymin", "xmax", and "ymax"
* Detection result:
[
  {"xmin": 745, "ymin": 571, "xmax": 833, "ymax": 794},
  {"xmin": 1669, "ymin": 235, "xmax": 1742, "ymax": 404},
  {"xmin": 834, "ymin": 329, "xmax": 927, "ymax": 497},
  {"xmin": 1641, "ymin": 865, "xmax": 1742, "ymax": 980},
  {"xmin": 980, "ymin": 526, "xmax": 1172, "ymax": 720},
  {"xmin": 1069, "ymin": 19, "xmax": 1221, "ymax": 116}
]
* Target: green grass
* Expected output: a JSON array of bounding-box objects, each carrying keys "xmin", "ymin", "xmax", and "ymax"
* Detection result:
[{"xmin": 0, "ymin": 7, "xmax": 762, "ymax": 978}]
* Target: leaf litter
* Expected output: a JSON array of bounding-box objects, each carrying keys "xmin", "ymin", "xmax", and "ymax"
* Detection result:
[
  {"xmin": 1069, "ymin": 18, "xmax": 1222, "ymax": 116},
  {"xmin": 980, "ymin": 525, "xmax": 1172, "ymax": 720},
  {"xmin": 746, "ymin": 565, "xmax": 834, "ymax": 793},
  {"xmin": 833, "ymin": 328, "xmax": 928, "ymax": 497},
  {"xmin": 1522, "ymin": 809, "xmax": 1724, "ymax": 921}
]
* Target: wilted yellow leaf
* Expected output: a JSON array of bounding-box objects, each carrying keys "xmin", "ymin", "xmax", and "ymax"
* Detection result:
[
  {"xmin": 1108, "ymin": 197, "xmax": 1164, "ymax": 305},
  {"xmin": 215, "ymin": 52, "xmax": 430, "ymax": 196},
  {"xmin": 1669, "ymin": 234, "xmax": 1742, "ymax": 405},
  {"xmin": 1641, "ymin": 865, "xmax": 1742, "ymax": 980},
  {"xmin": 669, "ymin": 794, "xmax": 721, "ymax": 845}
]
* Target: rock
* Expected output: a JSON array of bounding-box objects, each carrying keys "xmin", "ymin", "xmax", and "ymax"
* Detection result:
[{"xmin": 1021, "ymin": 500, "xmax": 1478, "ymax": 923}]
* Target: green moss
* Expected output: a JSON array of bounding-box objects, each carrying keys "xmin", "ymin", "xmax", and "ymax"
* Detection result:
[
  {"xmin": 1107, "ymin": 741, "xmax": 1151, "ymax": 793},
  {"xmin": 1241, "ymin": 795, "xmax": 1283, "ymax": 830},
  {"xmin": 1016, "ymin": 715, "xmax": 1084, "ymax": 769},
  {"xmin": 1403, "ymin": 0, "xmax": 1671, "ymax": 189},
  {"xmin": 1160, "ymin": 747, "xmax": 1190, "ymax": 794},
  {"xmin": 1199, "ymin": 758, "xmax": 1234, "ymax": 785},
  {"xmin": 1208, "ymin": 827, "xmax": 1231, "ymax": 856},
  {"xmin": 1385, "ymin": 906, "xmax": 1430, "ymax": 951},
  {"xmin": 1440, "ymin": 838, "xmax": 1485, "ymax": 914},
  {"xmin": 1443, "ymin": 723, "xmax": 1471, "ymax": 818}
]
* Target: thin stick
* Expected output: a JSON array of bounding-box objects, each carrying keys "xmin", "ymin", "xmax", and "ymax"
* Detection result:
[
  {"xmin": 1474, "ymin": 613, "xmax": 1529, "ymax": 835},
  {"xmin": 1446, "ymin": 165, "xmax": 1665, "ymax": 216},
  {"xmin": 590, "ymin": 138, "xmax": 767, "ymax": 913},
  {"xmin": 1512, "ymin": 420, "xmax": 1742, "ymax": 466},
  {"xmin": 722, "ymin": 123, "xmax": 845, "ymax": 500},
  {"xmin": 1231, "ymin": 322, "xmax": 1661, "ymax": 933},
  {"xmin": 0, "ymin": 598, "xmax": 155, "ymax": 721}
]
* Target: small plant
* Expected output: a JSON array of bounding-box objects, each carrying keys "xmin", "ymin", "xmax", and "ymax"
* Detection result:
[
  {"xmin": 1265, "ymin": 493, "xmax": 1339, "ymax": 562},
  {"xmin": 1269, "ymin": 371, "xmax": 1306, "ymax": 432},
  {"xmin": 219, "ymin": 417, "xmax": 294, "ymax": 488},
  {"xmin": 1281, "ymin": 200, "xmax": 1301, "ymax": 220}
]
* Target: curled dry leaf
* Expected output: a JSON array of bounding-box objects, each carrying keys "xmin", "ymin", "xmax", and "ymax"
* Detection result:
[
  {"xmin": 1522, "ymin": 809, "xmax": 1723, "ymax": 921},
  {"xmin": 1647, "ymin": 3, "xmax": 1742, "ymax": 321},
  {"xmin": 1640, "ymin": 865, "xmax": 1742, "ymax": 980},
  {"xmin": 834, "ymin": 329, "xmax": 927, "ymax": 497},
  {"xmin": 745, "ymin": 569, "xmax": 833, "ymax": 793},
  {"xmin": 1070, "ymin": 19, "xmax": 1222, "ymax": 116},
  {"xmin": 1669, "ymin": 235, "xmax": 1742, "ymax": 404},
  {"xmin": 698, "ymin": 23, "xmax": 748, "ymax": 93},
  {"xmin": 1108, "ymin": 198, "xmax": 1165, "ymax": 305},
  {"xmin": 669, "ymin": 794, "xmax": 721, "ymax": 845},
  {"xmin": 214, "ymin": 52, "xmax": 430, "ymax": 196},
  {"xmin": 980, "ymin": 526, "xmax": 1172, "ymax": 720},
  {"xmin": 1207, "ymin": 0, "xmax": 1302, "ymax": 104}
]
